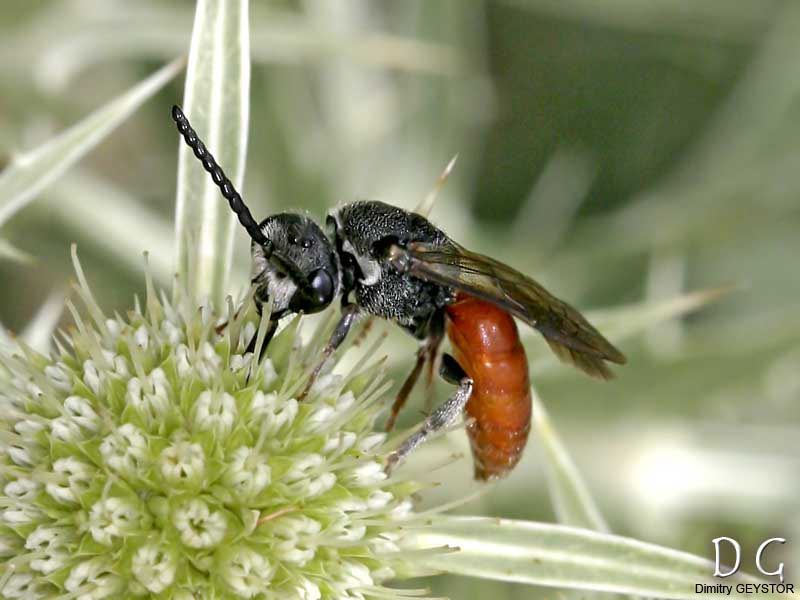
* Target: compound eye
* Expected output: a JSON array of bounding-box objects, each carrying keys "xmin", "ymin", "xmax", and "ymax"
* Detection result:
[{"xmin": 309, "ymin": 269, "xmax": 334, "ymax": 307}]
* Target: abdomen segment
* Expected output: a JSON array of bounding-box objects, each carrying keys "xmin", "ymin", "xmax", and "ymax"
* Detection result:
[{"xmin": 445, "ymin": 294, "xmax": 532, "ymax": 480}]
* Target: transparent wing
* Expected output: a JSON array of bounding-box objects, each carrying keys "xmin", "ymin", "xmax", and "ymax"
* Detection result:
[{"xmin": 396, "ymin": 242, "xmax": 627, "ymax": 379}]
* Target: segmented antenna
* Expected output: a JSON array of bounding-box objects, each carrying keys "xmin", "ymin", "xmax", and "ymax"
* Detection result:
[{"xmin": 171, "ymin": 105, "xmax": 271, "ymax": 252}]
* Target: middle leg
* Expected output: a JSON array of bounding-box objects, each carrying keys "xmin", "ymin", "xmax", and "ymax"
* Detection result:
[{"xmin": 385, "ymin": 310, "xmax": 444, "ymax": 431}]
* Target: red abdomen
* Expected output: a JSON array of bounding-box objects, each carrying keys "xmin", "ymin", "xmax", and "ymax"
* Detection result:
[{"xmin": 445, "ymin": 293, "xmax": 532, "ymax": 480}]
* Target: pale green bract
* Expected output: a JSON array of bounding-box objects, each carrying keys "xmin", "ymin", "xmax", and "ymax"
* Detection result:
[
  {"xmin": 175, "ymin": 0, "xmax": 250, "ymax": 307},
  {"xmin": 416, "ymin": 516, "xmax": 773, "ymax": 600},
  {"xmin": 0, "ymin": 58, "xmax": 182, "ymax": 229},
  {"xmin": 0, "ymin": 249, "xmax": 437, "ymax": 599}
]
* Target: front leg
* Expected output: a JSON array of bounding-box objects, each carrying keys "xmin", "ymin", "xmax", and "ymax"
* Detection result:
[
  {"xmin": 298, "ymin": 302, "xmax": 360, "ymax": 400},
  {"xmin": 245, "ymin": 318, "xmax": 279, "ymax": 358}
]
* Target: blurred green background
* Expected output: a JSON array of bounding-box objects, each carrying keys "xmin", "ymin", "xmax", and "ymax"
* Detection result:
[{"xmin": 1, "ymin": 1, "xmax": 798, "ymax": 597}]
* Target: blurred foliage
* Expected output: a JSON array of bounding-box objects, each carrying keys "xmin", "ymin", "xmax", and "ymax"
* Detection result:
[{"xmin": 1, "ymin": 0, "xmax": 798, "ymax": 597}]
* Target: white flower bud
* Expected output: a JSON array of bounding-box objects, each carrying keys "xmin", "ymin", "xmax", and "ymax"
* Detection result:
[
  {"xmin": 321, "ymin": 431, "xmax": 357, "ymax": 455},
  {"xmin": 88, "ymin": 497, "xmax": 142, "ymax": 545},
  {"xmin": 104, "ymin": 319, "xmax": 121, "ymax": 340},
  {"xmin": 389, "ymin": 499, "xmax": 414, "ymax": 520},
  {"xmin": 7, "ymin": 444, "xmax": 35, "ymax": 467},
  {"xmin": 249, "ymin": 392, "xmax": 297, "ymax": 435},
  {"xmin": 175, "ymin": 344, "xmax": 192, "ymax": 378},
  {"xmin": 161, "ymin": 319, "xmax": 183, "ymax": 345},
  {"xmin": 222, "ymin": 547, "xmax": 274, "ymax": 598},
  {"xmin": 82, "ymin": 360, "xmax": 102, "ymax": 395},
  {"xmin": 50, "ymin": 416, "xmax": 82, "ymax": 442},
  {"xmin": 369, "ymin": 535, "xmax": 401, "ymax": 555},
  {"xmin": 368, "ymin": 530, "xmax": 402, "ymax": 554},
  {"xmin": 46, "ymin": 457, "xmax": 94, "ymax": 504},
  {"xmin": 26, "ymin": 525, "xmax": 66, "ymax": 550},
  {"xmin": 196, "ymin": 342, "xmax": 222, "ymax": 382},
  {"xmin": 308, "ymin": 372, "xmax": 341, "ymax": 398},
  {"xmin": 64, "ymin": 395, "xmax": 100, "ymax": 431},
  {"xmin": 112, "ymin": 354, "xmax": 130, "ymax": 377},
  {"xmin": 272, "ymin": 516, "xmax": 321, "ymax": 566},
  {"xmin": 3, "ymin": 505, "xmax": 41, "ymax": 525},
  {"xmin": 357, "ymin": 432, "xmax": 386, "ymax": 453},
  {"xmin": 177, "ymin": 342, "xmax": 222, "ymax": 382},
  {"xmin": 284, "ymin": 453, "xmax": 324, "ymax": 481},
  {"xmin": 288, "ymin": 472, "xmax": 336, "ymax": 498},
  {"xmin": 14, "ymin": 418, "xmax": 45, "ymax": 438},
  {"xmin": 173, "ymin": 499, "xmax": 226, "ymax": 549},
  {"xmin": 131, "ymin": 543, "xmax": 176, "ymax": 593},
  {"xmin": 281, "ymin": 453, "xmax": 336, "ymax": 499},
  {"xmin": 294, "ymin": 577, "xmax": 321, "ymax": 600},
  {"xmin": 134, "ymin": 325, "xmax": 150, "ymax": 349},
  {"xmin": 342, "ymin": 461, "xmax": 387, "ymax": 487},
  {"xmin": 44, "ymin": 362, "xmax": 72, "ymax": 391},
  {"xmin": 25, "ymin": 382, "xmax": 43, "ymax": 399},
  {"xmin": 336, "ymin": 561, "xmax": 374, "ymax": 592},
  {"xmin": 65, "ymin": 557, "xmax": 121, "ymax": 597},
  {"xmin": 366, "ymin": 490, "xmax": 394, "ymax": 510},
  {"xmin": 335, "ymin": 497, "xmax": 368, "ymax": 513},
  {"xmin": 2, "ymin": 574, "xmax": 34, "ymax": 599},
  {"xmin": 222, "ymin": 446, "xmax": 271, "ymax": 499},
  {"xmin": 5, "ymin": 478, "xmax": 38, "ymax": 501},
  {"xmin": 25, "ymin": 525, "xmax": 72, "ymax": 573},
  {"xmin": 160, "ymin": 440, "xmax": 205, "ymax": 485},
  {"xmin": 330, "ymin": 518, "xmax": 367, "ymax": 542},
  {"xmin": 302, "ymin": 403, "xmax": 336, "ymax": 433},
  {"xmin": 192, "ymin": 390, "xmax": 237, "ymax": 437},
  {"xmin": 100, "ymin": 423, "xmax": 148, "ymax": 476},
  {"xmin": 126, "ymin": 368, "xmax": 171, "ymax": 424},
  {"xmin": 260, "ymin": 357, "xmax": 278, "ymax": 387},
  {"xmin": 229, "ymin": 353, "xmax": 252, "ymax": 372},
  {"xmin": 30, "ymin": 552, "xmax": 68, "ymax": 575},
  {"xmin": 335, "ymin": 391, "xmax": 356, "ymax": 412}
]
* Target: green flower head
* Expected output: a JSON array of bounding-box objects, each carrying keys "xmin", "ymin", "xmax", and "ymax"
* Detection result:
[{"xmin": 0, "ymin": 249, "xmax": 439, "ymax": 599}]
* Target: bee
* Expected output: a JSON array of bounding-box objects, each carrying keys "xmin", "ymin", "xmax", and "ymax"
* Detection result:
[{"xmin": 172, "ymin": 105, "xmax": 626, "ymax": 480}]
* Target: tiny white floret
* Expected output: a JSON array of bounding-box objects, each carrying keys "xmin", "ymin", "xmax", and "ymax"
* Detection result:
[{"xmin": 173, "ymin": 499, "xmax": 227, "ymax": 549}]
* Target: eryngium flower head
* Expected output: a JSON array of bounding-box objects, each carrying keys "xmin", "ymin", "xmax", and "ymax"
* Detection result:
[{"xmin": 0, "ymin": 250, "xmax": 440, "ymax": 599}]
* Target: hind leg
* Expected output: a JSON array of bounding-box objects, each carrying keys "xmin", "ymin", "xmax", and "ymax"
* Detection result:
[{"xmin": 385, "ymin": 354, "xmax": 472, "ymax": 475}]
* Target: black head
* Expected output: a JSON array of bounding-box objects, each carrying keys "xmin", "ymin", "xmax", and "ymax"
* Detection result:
[
  {"xmin": 251, "ymin": 214, "xmax": 339, "ymax": 316},
  {"xmin": 171, "ymin": 105, "xmax": 339, "ymax": 316}
]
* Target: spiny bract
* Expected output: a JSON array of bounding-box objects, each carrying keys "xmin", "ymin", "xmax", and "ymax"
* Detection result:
[{"xmin": 0, "ymin": 250, "xmax": 439, "ymax": 599}]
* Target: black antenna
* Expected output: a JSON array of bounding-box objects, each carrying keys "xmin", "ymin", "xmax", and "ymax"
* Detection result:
[{"xmin": 171, "ymin": 105, "xmax": 271, "ymax": 253}]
